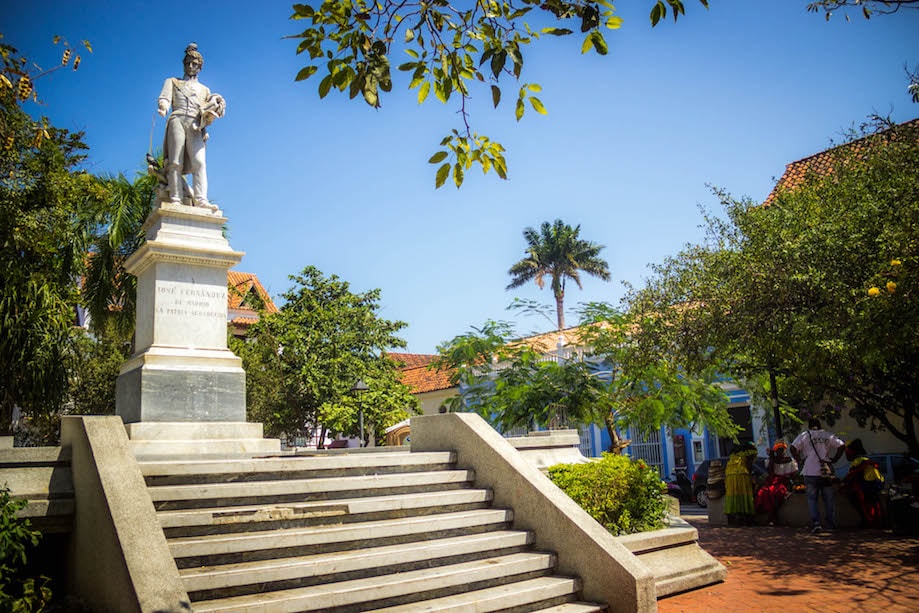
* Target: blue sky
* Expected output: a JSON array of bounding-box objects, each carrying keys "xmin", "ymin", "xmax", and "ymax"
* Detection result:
[{"xmin": 5, "ymin": 1, "xmax": 918, "ymax": 353}]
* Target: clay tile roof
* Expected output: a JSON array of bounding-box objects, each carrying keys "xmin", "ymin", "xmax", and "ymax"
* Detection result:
[
  {"xmin": 227, "ymin": 271, "xmax": 278, "ymax": 314},
  {"xmin": 388, "ymin": 352, "xmax": 456, "ymax": 394},
  {"xmin": 511, "ymin": 322, "xmax": 607, "ymax": 353},
  {"xmin": 765, "ymin": 118, "xmax": 919, "ymax": 206},
  {"xmin": 388, "ymin": 353, "xmax": 439, "ymax": 369}
]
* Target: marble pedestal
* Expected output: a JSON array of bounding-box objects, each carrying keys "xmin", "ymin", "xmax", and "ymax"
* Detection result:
[{"xmin": 115, "ymin": 202, "xmax": 280, "ymax": 457}]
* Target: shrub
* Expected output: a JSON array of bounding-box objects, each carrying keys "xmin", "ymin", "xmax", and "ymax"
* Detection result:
[
  {"xmin": 547, "ymin": 453, "xmax": 668, "ymax": 535},
  {"xmin": 0, "ymin": 487, "xmax": 51, "ymax": 612}
]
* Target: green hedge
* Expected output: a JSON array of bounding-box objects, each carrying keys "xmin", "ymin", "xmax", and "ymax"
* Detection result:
[{"xmin": 547, "ymin": 453, "xmax": 668, "ymax": 535}]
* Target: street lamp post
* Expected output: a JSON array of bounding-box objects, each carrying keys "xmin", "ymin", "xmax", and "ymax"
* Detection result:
[{"xmin": 351, "ymin": 379, "xmax": 369, "ymax": 447}]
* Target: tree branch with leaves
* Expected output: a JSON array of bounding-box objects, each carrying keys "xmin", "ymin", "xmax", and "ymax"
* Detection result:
[{"xmin": 287, "ymin": 1, "xmax": 707, "ymax": 187}]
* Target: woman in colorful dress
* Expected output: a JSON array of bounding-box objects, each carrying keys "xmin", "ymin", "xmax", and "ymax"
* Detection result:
[
  {"xmin": 755, "ymin": 440, "xmax": 798, "ymax": 526},
  {"xmin": 841, "ymin": 438, "xmax": 885, "ymax": 528},
  {"xmin": 724, "ymin": 441, "xmax": 758, "ymax": 526}
]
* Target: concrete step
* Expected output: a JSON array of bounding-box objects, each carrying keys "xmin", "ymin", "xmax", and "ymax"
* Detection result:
[
  {"xmin": 148, "ymin": 469, "xmax": 476, "ymax": 510},
  {"xmin": 530, "ymin": 603, "xmax": 607, "ymax": 613},
  {"xmin": 158, "ymin": 488, "xmax": 494, "ymax": 535},
  {"xmin": 634, "ymin": 542, "xmax": 726, "ymax": 598},
  {"xmin": 180, "ymin": 529, "xmax": 534, "ymax": 596},
  {"xmin": 192, "ymin": 552, "xmax": 559, "ymax": 612},
  {"xmin": 616, "ymin": 518, "xmax": 725, "ymax": 597},
  {"xmin": 371, "ymin": 576, "xmax": 584, "ymax": 613},
  {"xmin": 169, "ymin": 508, "xmax": 514, "ymax": 564},
  {"xmin": 139, "ymin": 451, "xmax": 457, "ymax": 483}
]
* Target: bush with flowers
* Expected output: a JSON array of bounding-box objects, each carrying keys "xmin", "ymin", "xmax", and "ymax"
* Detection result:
[{"xmin": 547, "ymin": 453, "xmax": 668, "ymax": 535}]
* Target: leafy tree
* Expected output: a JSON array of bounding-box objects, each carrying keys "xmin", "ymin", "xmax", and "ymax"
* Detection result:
[
  {"xmin": 506, "ymin": 219, "xmax": 611, "ymax": 330},
  {"xmin": 434, "ymin": 306, "xmax": 736, "ymax": 451},
  {"xmin": 577, "ymin": 303, "xmax": 737, "ymax": 450},
  {"xmin": 434, "ymin": 319, "xmax": 607, "ymax": 430},
  {"xmin": 82, "ymin": 171, "xmax": 158, "ymax": 344},
  {"xmin": 287, "ymin": 0, "xmax": 708, "ymax": 187},
  {"xmin": 67, "ymin": 326, "xmax": 131, "ymax": 416},
  {"xmin": 0, "ymin": 43, "xmax": 102, "ymax": 436},
  {"xmin": 627, "ymin": 120, "xmax": 919, "ymax": 455},
  {"xmin": 233, "ymin": 266, "xmax": 417, "ymax": 443}
]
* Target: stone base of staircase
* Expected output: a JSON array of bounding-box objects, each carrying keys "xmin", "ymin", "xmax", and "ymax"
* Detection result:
[
  {"xmin": 0, "ymin": 446, "xmax": 74, "ymax": 533},
  {"xmin": 124, "ymin": 422, "xmax": 281, "ymax": 459},
  {"xmin": 505, "ymin": 430, "xmax": 592, "ymax": 470},
  {"xmin": 616, "ymin": 515, "xmax": 726, "ymax": 598}
]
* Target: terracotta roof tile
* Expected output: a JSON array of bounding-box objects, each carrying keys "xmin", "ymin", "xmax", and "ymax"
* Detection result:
[
  {"xmin": 765, "ymin": 118, "xmax": 919, "ymax": 206},
  {"xmin": 399, "ymin": 364, "xmax": 456, "ymax": 394},
  {"xmin": 510, "ymin": 322, "xmax": 608, "ymax": 354},
  {"xmin": 227, "ymin": 271, "xmax": 278, "ymax": 314},
  {"xmin": 387, "ymin": 352, "xmax": 439, "ymax": 369},
  {"xmin": 388, "ymin": 352, "xmax": 456, "ymax": 394}
]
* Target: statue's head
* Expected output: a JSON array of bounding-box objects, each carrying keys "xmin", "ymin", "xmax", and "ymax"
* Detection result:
[{"xmin": 183, "ymin": 43, "xmax": 204, "ymax": 77}]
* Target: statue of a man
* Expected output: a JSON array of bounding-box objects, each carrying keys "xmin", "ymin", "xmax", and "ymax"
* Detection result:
[{"xmin": 157, "ymin": 43, "xmax": 225, "ymax": 208}]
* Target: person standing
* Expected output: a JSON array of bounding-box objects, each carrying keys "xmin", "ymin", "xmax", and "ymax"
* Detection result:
[
  {"xmin": 157, "ymin": 43, "xmax": 225, "ymax": 208},
  {"xmin": 791, "ymin": 418, "xmax": 845, "ymax": 533},
  {"xmin": 724, "ymin": 441, "xmax": 757, "ymax": 526},
  {"xmin": 841, "ymin": 439, "xmax": 885, "ymax": 528}
]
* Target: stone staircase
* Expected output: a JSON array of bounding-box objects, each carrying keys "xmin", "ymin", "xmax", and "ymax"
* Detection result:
[{"xmin": 138, "ymin": 450, "xmax": 607, "ymax": 612}]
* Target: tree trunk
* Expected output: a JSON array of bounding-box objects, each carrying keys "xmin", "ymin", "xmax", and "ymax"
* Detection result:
[
  {"xmin": 769, "ymin": 369, "xmax": 783, "ymax": 439},
  {"xmin": 604, "ymin": 412, "xmax": 631, "ymax": 454},
  {"xmin": 317, "ymin": 425, "xmax": 327, "ymax": 449},
  {"xmin": 555, "ymin": 291, "xmax": 565, "ymax": 330}
]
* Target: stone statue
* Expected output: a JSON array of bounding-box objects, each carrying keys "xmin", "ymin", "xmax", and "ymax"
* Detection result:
[{"xmin": 155, "ymin": 43, "xmax": 225, "ymax": 209}]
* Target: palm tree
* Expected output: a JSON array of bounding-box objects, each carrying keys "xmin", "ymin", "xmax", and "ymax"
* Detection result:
[
  {"xmin": 506, "ymin": 219, "xmax": 611, "ymax": 330},
  {"xmin": 83, "ymin": 171, "xmax": 157, "ymax": 343}
]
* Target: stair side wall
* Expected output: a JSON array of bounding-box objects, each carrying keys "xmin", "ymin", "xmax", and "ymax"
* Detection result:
[
  {"xmin": 411, "ymin": 413, "xmax": 657, "ymax": 613},
  {"xmin": 61, "ymin": 416, "xmax": 191, "ymax": 613}
]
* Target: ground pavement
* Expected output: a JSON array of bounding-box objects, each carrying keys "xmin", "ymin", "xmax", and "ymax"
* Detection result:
[{"xmin": 658, "ymin": 506, "xmax": 919, "ymax": 613}]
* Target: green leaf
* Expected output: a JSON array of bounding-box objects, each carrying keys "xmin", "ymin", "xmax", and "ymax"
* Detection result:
[
  {"xmin": 418, "ymin": 80, "xmax": 431, "ymax": 103},
  {"xmin": 606, "ymin": 16, "xmax": 623, "ymax": 30},
  {"xmin": 405, "ymin": 29, "xmax": 415, "ymax": 42},
  {"xmin": 318, "ymin": 74, "xmax": 332, "ymax": 98},
  {"xmin": 428, "ymin": 151, "xmax": 448, "ymax": 164},
  {"xmin": 435, "ymin": 163, "xmax": 450, "ymax": 188},
  {"xmin": 590, "ymin": 32, "xmax": 608, "ymax": 56},
  {"xmin": 490, "ymin": 50, "xmax": 507, "ymax": 79},
  {"xmin": 527, "ymin": 83, "xmax": 542, "ymax": 93},
  {"xmin": 541, "ymin": 28, "xmax": 573, "ymax": 36},
  {"xmin": 292, "ymin": 3, "xmax": 314, "ymax": 18},
  {"xmin": 295, "ymin": 65, "xmax": 318, "ymax": 81},
  {"xmin": 362, "ymin": 82, "xmax": 379, "ymax": 107},
  {"xmin": 491, "ymin": 85, "xmax": 501, "ymax": 108},
  {"xmin": 405, "ymin": 48, "xmax": 419, "ymax": 59},
  {"xmin": 453, "ymin": 163, "xmax": 464, "ymax": 188},
  {"xmin": 434, "ymin": 81, "xmax": 448, "ymax": 104},
  {"xmin": 494, "ymin": 156, "xmax": 507, "ymax": 179},
  {"xmin": 529, "ymin": 97, "xmax": 547, "ymax": 115},
  {"xmin": 515, "ymin": 98, "xmax": 525, "ymax": 121},
  {"xmin": 650, "ymin": 2, "xmax": 664, "ymax": 26}
]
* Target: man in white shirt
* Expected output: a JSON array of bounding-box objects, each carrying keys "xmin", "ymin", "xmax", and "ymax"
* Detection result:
[{"xmin": 791, "ymin": 418, "xmax": 845, "ymax": 532}]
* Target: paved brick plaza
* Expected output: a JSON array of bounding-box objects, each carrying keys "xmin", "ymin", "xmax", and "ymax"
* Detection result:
[{"xmin": 659, "ymin": 514, "xmax": 919, "ymax": 612}]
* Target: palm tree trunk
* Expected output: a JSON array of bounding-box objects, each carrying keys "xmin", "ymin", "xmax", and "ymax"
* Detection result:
[{"xmin": 555, "ymin": 292, "xmax": 565, "ymax": 330}]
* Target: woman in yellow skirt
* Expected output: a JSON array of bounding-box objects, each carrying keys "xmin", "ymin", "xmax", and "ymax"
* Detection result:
[{"xmin": 724, "ymin": 441, "xmax": 757, "ymax": 525}]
